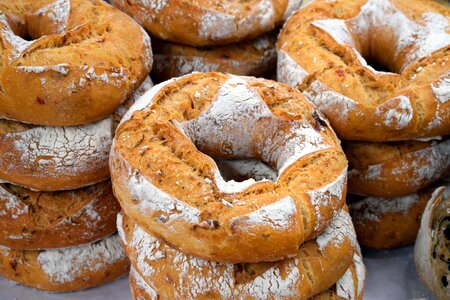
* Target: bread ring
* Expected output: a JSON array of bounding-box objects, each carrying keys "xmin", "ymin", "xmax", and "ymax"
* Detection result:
[
  {"xmin": 151, "ymin": 32, "xmax": 276, "ymax": 83},
  {"xmin": 110, "ymin": 72, "xmax": 348, "ymax": 263},
  {"xmin": 415, "ymin": 185, "xmax": 450, "ymax": 300},
  {"xmin": 277, "ymin": 0, "xmax": 450, "ymax": 141},
  {"xmin": 349, "ymin": 182, "xmax": 439, "ymax": 249},
  {"xmin": 118, "ymin": 209, "xmax": 356, "ymax": 300},
  {"xmin": 0, "ymin": 77, "xmax": 153, "ymax": 191},
  {"xmin": 110, "ymin": 0, "xmax": 303, "ymax": 46},
  {"xmin": 0, "ymin": 234, "xmax": 129, "ymax": 292},
  {"xmin": 0, "ymin": 180, "xmax": 120, "ymax": 250},
  {"xmin": 346, "ymin": 138, "xmax": 450, "ymax": 197},
  {"xmin": 128, "ymin": 246, "xmax": 365, "ymax": 300},
  {"xmin": 0, "ymin": 0, "xmax": 152, "ymax": 126}
]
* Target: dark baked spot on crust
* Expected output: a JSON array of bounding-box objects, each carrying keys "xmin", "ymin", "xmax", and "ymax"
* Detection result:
[{"xmin": 36, "ymin": 97, "xmax": 45, "ymax": 105}]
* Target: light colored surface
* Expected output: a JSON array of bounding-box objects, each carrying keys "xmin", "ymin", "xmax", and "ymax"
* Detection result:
[{"xmin": 0, "ymin": 246, "xmax": 434, "ymax": 300}]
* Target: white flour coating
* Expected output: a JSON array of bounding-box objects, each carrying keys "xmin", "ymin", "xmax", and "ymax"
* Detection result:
[
  {"xmin": 1, "ymin": 29, "xmax": 33, "ymax": 63},
  {"xmin": 37, "ymin": 234, "xmax": 125, "ymax": 284},
  {"xmin": 336, "ymin": 249, "xmax": 366, "ymax": 300},
  {"xmin": 135, "ymin": 0, "xmax": 168, "ymax": 12},
  {"xmin": 198, "ymin": 0, "xmax": 275, "ymax": 41},
  {"xmin": 308, "ymin": 169, "xmax": 346, "ymax": 230},
  {"xmin": 11, "ymin": 117, "xmax": 112, "ymax": 175},
  {"xmin": 17, "ymin": 64, "xmax": 70, "ymax": 75},
  {"xmin": 139, "ymin": 26, "xmax": 153, "ymax": 71},
  {"xmin": 350, "ymin": 193, "xmax": 420, "ymax": 224},
  {"xmin": 277, "ymin": 50, "xmax": 309, "ymax": 88},
  {"xmin": 34, "ymin": 0, "xmax": 71, "ymax": 33},
  {"xmin": 375, "ymin": 95, "xmax": 414, "ymax": 130},
  {"xmin": 231, "ymin": 197, "xmax": 298, "ymax": 231},
  {"xmin": 213, "ymin": 172, "xmax": 267, "ymax": 194},
  {"xmin": 130, "ymin": 267, "xmax": 159, "ymax": 299},
  {"xmin": 284, "ymin": 0, "xmax": 304, "ymax": 19},
  {"xmin": 354, "ymin": 246, "xmax": 366, "ymax": 296},
  {"xmin": 0, "ymin": 186, "xmax": 28, "ymax": 220},
  {"xmin": 215, "ymin": 159, "xmax": 277, "ymax": 182},
  {"xmin": 432, "ymin": 71, "xmax": 450, "ymax": 103},
  {"xmin": 303, "ymin": 81, "xmax": 357, "ymax": 121},
  {"xmin": 0, "ymin": 13, "xmax": 12, "ymax": 31},
  {"xmin": 316, "ymin": 210, "xmax": 356, "ymax": 251}
]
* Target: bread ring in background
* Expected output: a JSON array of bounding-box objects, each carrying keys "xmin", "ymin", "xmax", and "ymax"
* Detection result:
[
  {"xmin": 118, "ymin": 209, "xmax": 356, "ymax": 300},
  {"xmin": 109, "ymin": 0, "xmax": 304, "ymax": 46},
  {"xmin": 0, "ymin": 77, "xmax": 153, "ymax": 192},
  {"xmin": 277, "ymin": 0, "xmax": 450, "ymax": 141},
  {"xmin": 0, "ymin": 0, "xmax": 152, "ymax": 126},
  {"xmin": 0, "ymin": 234, "xmax": 129, "ymax": 292},
  {"xmin": 111, "ymin": 72, "xmax": 347, "ymax": 263},
  {"xmin": 346, "ymin": 138, "xmax": 450, "ymax": 197},
  {"xmin": 349, "ymin": 182, "xmax": 440, "ymax": 249},
  {"xmin": 0, "ymin": 180, "xmax": 120, "ymax": 250},
  {"xmin": 415, "ymin": 185, "xmax": 450, "ymax": 300},
  {"xmin": 151, "ymin": 32, "xmax": 277, "ymax": 83}
]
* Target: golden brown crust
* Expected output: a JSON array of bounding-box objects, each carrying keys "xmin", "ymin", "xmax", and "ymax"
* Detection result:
[
  {"xmin": 151, "ymin": 32, "xmax": 277, "ymax": 83},
  {"xmin": 0, "ymin": 0, "xmax": 152, "ymax": 126},
  {"xmin": 110, "ymin": 0, "xmax": 299, "ymax": 46},
  {"xmin": 119, "ymin": 210, "xmax": 356, "ymax": 300},
  {"xmin": 0, "ymin": 234, "xmax": 129, "ymax": 292},
  {"xmin": 345, "ymin": 139, "xmax": 450, "ymax": 197},
  {"xmin": 0, "ymin": 181, "xmax": 121, "ymax": 250},
  {"xmin": 111, "ymin": 72, "xmax": 347, "ymax": 263},
  {"xmin": 349, "ymin": 183, "xmax": 437, "ymax": 249},
  {"xmin": 277, "ymin": 0, "xmax": 450, "ymax": 141}
]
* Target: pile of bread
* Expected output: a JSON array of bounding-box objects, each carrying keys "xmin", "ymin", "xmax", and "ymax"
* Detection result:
[
  {"xmin": 0, "ymin": 0, "xmax": 153, "ymax": 292},
  {"xmin": 0, "ymin": 0, "xmax": 448, "ymax": 299}
]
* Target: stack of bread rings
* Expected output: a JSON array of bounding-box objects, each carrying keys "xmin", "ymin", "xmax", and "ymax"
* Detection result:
[
  {"xmin": 111, "ymin": 72, "xmax": 367, "ymax": 299},
  {"xmin": 277, "ymin": 0, "xmax": 450, "ymax": 252},
  {"xmin": 0, "ymin": 0, "xmax": 153, "ymax": 292},
  {"xmin": 109, "ymin": 0, "xmax": 309, "ymax": 82}
]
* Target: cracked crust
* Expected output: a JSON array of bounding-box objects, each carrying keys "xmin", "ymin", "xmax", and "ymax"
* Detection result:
[
  {"xmin": 110, "ymin": 0, "xmax": 302, "ymax": 47},
  {"xmin": 0, "ymin": 0, "xmax": 152, "ymax": 126},
  {"xmin": 277, "ymin": 0, "xmax": 450, "ymax": 141},
  {"xmin": 119, "ymin": 209, "xmax": 356, "ymax": 300},
  {"xmin": 0, "ymin": 77, "xmax": 153, "ymax": 191},
  {"xmin": 110, "ymin": 72, "xmax": 347, "ymax": 263},
  {"xmin": 345, "ymin": 138, "xmax": 450, "ymax": 197},
  {"xmin": 0, "ymin": 180, "xmax": 121, "ymax": 250},
  {"xmin": 151, "ymin": 31, "xmax": 277, "ymax": 83}
]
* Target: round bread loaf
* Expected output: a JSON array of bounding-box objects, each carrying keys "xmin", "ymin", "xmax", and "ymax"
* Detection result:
[
  {"xmin": 415, "ymin": 185, "xmax": 450, "ymax": 300},
  {"xmin": 118, "ymin": 209, "xmax": 357, "ymax": 300},
  {"xmin": 0, "ymin": 180, "xmax": 120, "ymax": 250},
  {"xmin": 151, "ymin": 32, "xmax": 277, "ymax": 83},
  {"xmin": 110, "ymin": 72, "xmax": 348, "ymax": 263},
  {"xmin": 110, "ymin": 0, "xmax": 304, "ymax": 46},
  {"xmin": 0, "ymin": 234, "xmax": 129, "ymax": 292},
  {"xmin": 349, "ymin": 182, "xmax": 441, "ymax": 249},
  {"xmin": 277, "ymin": 0, "xmax": 450, "ymax": 141},
  {"xmin": 346, "ymin": 138, "xmax": 450, "ymax": 197},
  {"xmin": 0, "ymin": 77, "xmax": 153, "ymax": 191},
  {"xmin": 0, "ymin": 0, "xmax": 152, "ymax": 126}
]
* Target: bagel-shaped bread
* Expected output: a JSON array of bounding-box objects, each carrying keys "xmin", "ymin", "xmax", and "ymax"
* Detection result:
[
  {"xmin": 118, "ymin": 209, "xmax": 357, "ymax": 299},
  {"xmin": 0, "ymin": 0, "xmax": 152, "ymax": 126},
  {"xmin": 277, "ymin": 0, "xmax": 450, "ymax": 141},
  {"xmin": 0, "ymin": 77, "xmax": 153, "ymax": 191},
  {"xmin": 110, "ymin": 0, "xmax": 303, "ymax": 46},
  {"xmin": 0, "ymin": 234, "xmax": 128, "ymax": 292},
  {"xmin": 0, "ymin": 180, "xmax": 120, "ymax": 250},
  {"xmin": 415, "ymin": 185, "xmax": 450, "ymax": 300},
  {"xmin": 346, "ymin": 138, "xmax": 450, "ymax": 197},
  {"xmin": 110, "ymin": 72, "xmax": 348, "ymax": 263},
  {"xmin": 151, "ymin": 32, "xmax": 277, "ymax": 83},
  {"xmin": 349, "ymin": 182, "xmax": 440, "ymax": 249}
]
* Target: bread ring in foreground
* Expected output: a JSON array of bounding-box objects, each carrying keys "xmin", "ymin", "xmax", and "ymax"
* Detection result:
[
  {"xmin": 151, "ymin": 32, "xmax": 277, "ymax": 83},
  {"xmin": 110, "ymin": 0, "xmax": 302, "ymax": 47},
  {"xmin": 0, "ymin": 77, "xmax": 153, "ymax": 191},
  {"xmin": 0, "ymin": 0, "xmax": 152, "ymax": 126},
  {"xmin": 349, "ymin": 182, "xmax": 440, "ymax": 249},
  {"xmin": 110, "ymin": 72, "xmax": 348, "ymax": 263},
  {"xmin": 118, "ymin": 209, "xmax": 356, "ymax": 300},
  {"xmin": 346, "ymin": 138, "xmax": 450, "ymax": 197},
  {"xmin": 277, "ymin": 0, "xmax": 450, "ymax": 141},
  {"xmin": 0, "ymin": 180, "xmax": 120, "ymax": 250},
  {"xmin": 0, "ymin": 234, "xmax": 129, "ymax": 292},
  {"xmin": 415, "ymin": 186, "xmax": 450, "ymax": 300}
]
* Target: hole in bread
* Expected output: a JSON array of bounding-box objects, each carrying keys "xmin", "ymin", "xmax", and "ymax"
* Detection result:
[{"xmin": 215, "ymin": 159, "xmax": 277, "ymax": 183}]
